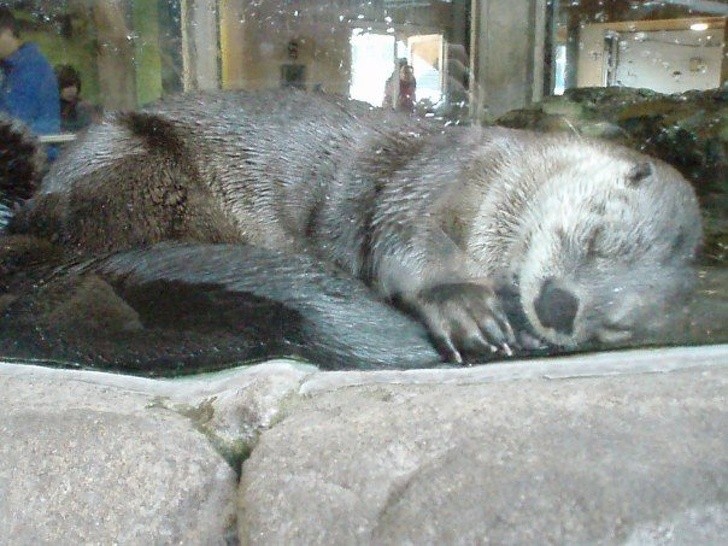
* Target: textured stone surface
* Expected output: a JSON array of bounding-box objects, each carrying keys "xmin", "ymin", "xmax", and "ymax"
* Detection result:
[
  {"xmin": 0, "ymin": 360, "xmax": 311, "ymax": 544},
  {"xmin": 238, "ymin": 347, "xmax": 728, "ymax": 545},
  {"xmin": 1, "ymin": 410, "xmax": 235, "ymax": 544},
  {"xmin": 2, "ymin": 347, "xmax": 727, "ymax": 545}
]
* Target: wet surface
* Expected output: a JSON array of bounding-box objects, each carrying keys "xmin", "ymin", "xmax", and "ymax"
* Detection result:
[
  {"xmin": 685, "ymin": 266, "xmax": 728, "ymax": 344},
  {"xmin": 0, "ymin": 259, "xmax": 725, "ymax": 377}
]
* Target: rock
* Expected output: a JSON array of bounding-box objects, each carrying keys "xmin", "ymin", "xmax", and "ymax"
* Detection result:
[
  {"xmin": 0, "ymin": 359, "xmax": 312, "ymax": 544},
  {"xmin": 162, "ymin": 361, "xmax": 316, "ymax": 468},
  {"xmin": 575, "ymin": 120, "xmax": 625, "ymax": 139},
  {"xmin": 540, "ymin": 96, "xmax": 584, "ymax": 117},
  {"xmin": 2, "ymin": 348, "xmax": 727, "ymax": 544},
  {"xmin": 238, "ymin": 347, "xmax": 728, "ymax": 545},
  {"xmin": 42, "ymin": 274, "xmax": 144, "ymax": 335}
]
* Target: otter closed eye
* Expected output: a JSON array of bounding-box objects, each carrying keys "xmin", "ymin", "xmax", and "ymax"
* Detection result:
[{"xmin": 585, "ymin": 226, "xmax": 606, "ymax": 259}]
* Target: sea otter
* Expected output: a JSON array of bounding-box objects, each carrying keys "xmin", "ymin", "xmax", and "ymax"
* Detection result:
[{"xmin": 0, "ymin": 90, "xmax": 702, "ymax": 372}]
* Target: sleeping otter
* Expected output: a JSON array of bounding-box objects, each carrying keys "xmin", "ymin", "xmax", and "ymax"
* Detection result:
[{"xmin": 0, "ymin": 90, "xmax": 702, "ymax": 372}]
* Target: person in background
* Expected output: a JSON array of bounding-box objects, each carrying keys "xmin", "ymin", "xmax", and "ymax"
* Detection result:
[
  {"xmin": 0, "ymin": 5, "xmax": 60, "ymax": 160},
  {"xmin": 56, "ymin": 64, "xmax": 98, "ymax": 133},
  {"xmin": 396, "ymin": 63, "xmax": 417, "ymax": 113},
  {"xmin": 383, "ymin": 58, "xmax": 417, "ymax": 113}
]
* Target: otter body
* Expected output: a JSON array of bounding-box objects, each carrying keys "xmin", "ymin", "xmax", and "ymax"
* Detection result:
[{"xmin": 2, "ymin": 90, "xmax": 702, "ymax": 371}]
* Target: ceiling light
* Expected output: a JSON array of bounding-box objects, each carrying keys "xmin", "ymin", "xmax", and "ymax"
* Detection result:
[{"xmin": 690, "ymin": 23, "xmax": 709, "ymax": 31}]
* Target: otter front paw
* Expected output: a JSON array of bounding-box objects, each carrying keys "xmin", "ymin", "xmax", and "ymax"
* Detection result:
[{"xmin": 407, "ymin": 282, "xmax": 516, "ymax": 364}]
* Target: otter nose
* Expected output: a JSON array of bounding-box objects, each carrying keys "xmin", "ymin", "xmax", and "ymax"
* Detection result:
[{"xmin": 534, "ymin": 278, "xmax": 579, "ymax": 335}]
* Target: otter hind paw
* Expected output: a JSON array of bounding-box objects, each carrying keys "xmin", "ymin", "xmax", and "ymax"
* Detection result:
[{"xmin": 408, "ymin": 282, "xmax": 516, "ymax": 364}]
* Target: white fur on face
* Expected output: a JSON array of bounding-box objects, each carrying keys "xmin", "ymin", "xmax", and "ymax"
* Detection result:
[{"xmin": 467, "ymin": 135, "xmax": 701, "ymax": 348}]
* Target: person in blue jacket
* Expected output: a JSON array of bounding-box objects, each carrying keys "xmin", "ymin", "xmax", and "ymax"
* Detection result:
[{"xmin": 0, "ymin": 6, "xmax": 60, "ymax": 161}]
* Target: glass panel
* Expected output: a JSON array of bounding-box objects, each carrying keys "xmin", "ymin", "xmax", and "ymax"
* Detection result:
[{"xmin": 0, "ymin": 0, "xmax": 724, "ymax": 375}]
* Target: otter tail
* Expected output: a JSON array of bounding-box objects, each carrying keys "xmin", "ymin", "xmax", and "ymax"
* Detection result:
[
  {"xmin": 1, "ymin": 241, "xmax": 443, "ymax": 374},
  {"xmin": 0, "ymin": 115, "xmax": 45, "ymax": 230},
  {"xmin": 96, "ymin": 243, "xmax": 443, "ymax": 371}
]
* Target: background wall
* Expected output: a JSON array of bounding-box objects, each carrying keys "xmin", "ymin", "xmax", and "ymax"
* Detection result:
[
  {"xmin": 577, "ymin": 17, "xmax": 726, "ymax": 92},
  {"xmin": 614, "ymin": 29, "xmax": 723, "ymax": 93},
  {"xmin": 220, "ymin": 0, "xmax": 353, "ymax": 94},
  {"xmin": 219, "ymin": 0, "xmax": 453, "ymax": 95}
]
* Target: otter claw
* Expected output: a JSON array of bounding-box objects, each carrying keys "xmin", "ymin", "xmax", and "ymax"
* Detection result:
[
  {"xmin": 406, "ymin": 281, "xmax": 517, "ymax": 364},
  {"xmin": 441, "ymin": 335, "xmax": 463, "ymax": 365}
]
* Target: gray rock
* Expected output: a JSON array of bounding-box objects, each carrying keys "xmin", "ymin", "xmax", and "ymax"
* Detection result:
[
  {"xmin": 238, "ymin": 346, "xmax": 728, "ymax": 545},
  {"xmin": 0, "ymin": 360, "xmax": 312, "ymax": 544},
  {"xmin": 2, "ymin": 347, "xmax": 727, "ymax": 545}
]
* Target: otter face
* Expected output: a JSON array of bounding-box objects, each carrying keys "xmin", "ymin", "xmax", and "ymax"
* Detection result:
[{"xmin": 514, "ymin": 157, "xmax": 701, "ymax": 349}]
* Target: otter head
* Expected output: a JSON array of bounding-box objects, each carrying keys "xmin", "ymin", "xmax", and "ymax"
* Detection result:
[{"xmin": 513, "ymin": 154, "xmax": 702, "ymax": 349}]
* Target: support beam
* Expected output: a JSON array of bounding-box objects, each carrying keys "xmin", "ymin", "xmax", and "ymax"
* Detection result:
[
  {"xmin": 469, "ymin": 0, "xmax": 546, "ymax": 121},
  {"xmin": 182, "ymin": 0, "xmax": 220, "ymax": 91},
  {"xmin": 93, "ymin": 0, "xmax": 137, "ymax": 110}
]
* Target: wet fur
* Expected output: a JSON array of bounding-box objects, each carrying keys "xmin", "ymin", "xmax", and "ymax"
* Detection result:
[{"xmin": 0, "ymin": 90, "xmax": 702, "ymax": 372}]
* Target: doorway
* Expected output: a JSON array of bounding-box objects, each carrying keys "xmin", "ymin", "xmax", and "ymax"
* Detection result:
[{"xmin": 350, "ymin": 29, "xmax": 444, "ymax": 107}]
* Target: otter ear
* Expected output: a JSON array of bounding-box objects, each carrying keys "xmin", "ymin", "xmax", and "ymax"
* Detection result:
[{"xmin": 626, "ymin": 162, "xmax": 653, "ymax": 187}]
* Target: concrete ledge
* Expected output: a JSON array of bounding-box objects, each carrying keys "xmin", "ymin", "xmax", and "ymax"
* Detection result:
[
  {"xmin": 299, "ymin": 344, "xmax": 728, "ymax": 394},
  {"xmin": 3, "ymin": 344, "xmax": 726, "ymax": 395}
]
